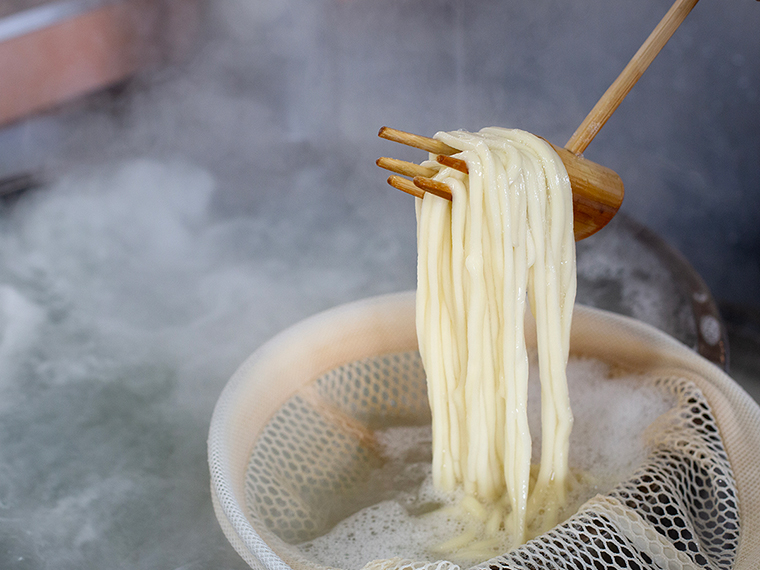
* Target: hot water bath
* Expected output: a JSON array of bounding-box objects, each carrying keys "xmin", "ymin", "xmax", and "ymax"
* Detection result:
[
  {"xmin": 290, "ymin": 357, "xmax": 674, "ymax": 569},
  {"xmin": 0, "ymin": 0, "xmax": 757, "ymax": 568}
]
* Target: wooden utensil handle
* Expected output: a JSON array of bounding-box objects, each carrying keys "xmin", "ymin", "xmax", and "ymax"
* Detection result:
[{"xmin": 565, "ymin": 0, "xmax": 699, "ymax": 154}]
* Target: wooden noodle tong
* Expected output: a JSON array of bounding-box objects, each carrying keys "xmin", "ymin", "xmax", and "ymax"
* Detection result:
[{"xmin": 377, "ymin": 0, "xmax": 700, "ymax": 241}]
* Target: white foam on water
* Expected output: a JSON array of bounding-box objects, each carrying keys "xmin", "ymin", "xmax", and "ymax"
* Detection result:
[
  {"xmin": 563, "ymin": 358, "xmax": 674, "ymax": 484},
  {"xmin": 297, "ymin": 357, "xmax": 674, "ymax": 570}
]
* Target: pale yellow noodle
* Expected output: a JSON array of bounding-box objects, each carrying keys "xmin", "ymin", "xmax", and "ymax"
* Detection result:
[{"xmin": 415, "ymin": 127, "xmax": 576, "ymax": 546}]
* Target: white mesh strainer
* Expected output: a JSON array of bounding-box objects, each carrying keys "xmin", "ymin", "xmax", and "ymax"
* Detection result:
[{"xmin": 208, "ymin": 291, "xmax": 760, "ymax": 570}]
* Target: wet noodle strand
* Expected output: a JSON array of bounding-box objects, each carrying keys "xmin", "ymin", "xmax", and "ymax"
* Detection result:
[{"xmin": 415, "ymin": 128, "xmax": 577, "ymax": 544}]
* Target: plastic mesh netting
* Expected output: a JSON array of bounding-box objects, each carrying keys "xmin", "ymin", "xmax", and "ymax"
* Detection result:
[{"xmin": 209, "ymin": 292, "xmax": 760, "ymax": 570}]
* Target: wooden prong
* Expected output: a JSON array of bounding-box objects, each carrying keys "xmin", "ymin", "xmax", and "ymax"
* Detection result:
[
  {"xmin": 378, "ymin": 126, "xmax": 458, "ymax": 155},
  {"xmin": 376, "ymin": 157, "xmax": 437, "ymax": 179},
  {"xmin": 387, "ymin": 174, "xmax": 454, "ymax": 202},
  {"xmin": 413, "ymin": 176, "xmax": 453, "ymax": 201},
  {"xmin": 387, "ymin": 175, "xmax": 425, "ymax": 199},
  {"xmin": 436, "ymin": 154, "xmax": 468, "ymax": 174}
]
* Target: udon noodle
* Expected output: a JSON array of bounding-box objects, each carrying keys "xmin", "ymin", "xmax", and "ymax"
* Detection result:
[{"xmin": 415, "ymin": 127, "xmax": 576, "ymax": 545}]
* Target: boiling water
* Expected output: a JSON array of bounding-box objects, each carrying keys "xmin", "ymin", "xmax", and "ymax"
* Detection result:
[{"xmin": 297, "ymin": 357, "xmax": 673, "ymax": 570}]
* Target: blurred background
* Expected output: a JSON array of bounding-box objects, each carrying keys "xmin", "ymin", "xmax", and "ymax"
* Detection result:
[{"xmin": 0, "ymin": 0, "xmax": 757, "ymax": 568}]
